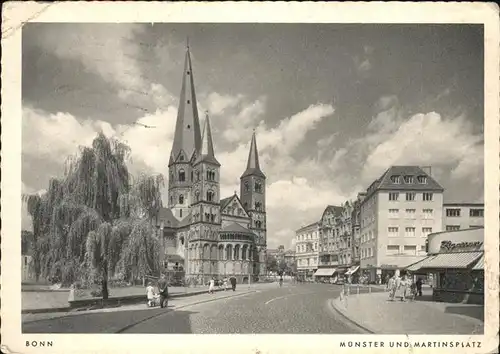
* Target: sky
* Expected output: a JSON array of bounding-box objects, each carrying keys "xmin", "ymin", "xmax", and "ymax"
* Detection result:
[{"xmin": 21, "ymin": 23, "xmax": 485, "ymax": 249}]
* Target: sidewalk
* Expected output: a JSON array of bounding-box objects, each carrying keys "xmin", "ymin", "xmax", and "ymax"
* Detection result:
[
  {"xmin": 331, "ymin": 287, "xmax": 484, "ymax": 334},
  {"xmin": 22, "ymin": 286, "xmax": 262, "ymax": 324},
  {"xmin": 22, "ymin": 281, "xmax": 279, "ymax": 313}
]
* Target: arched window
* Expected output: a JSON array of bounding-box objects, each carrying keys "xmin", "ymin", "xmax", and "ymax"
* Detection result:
[
  {"xmin": 178, "ymin": 169, "xmax": 185, "ymax": 182},
  {"xmin": 242, "ymin": 246, "xmax": 247, "ymax": 260},
  {"xmin": 255, "ymin": 202, "xmax": 261, "ymax": 211},
  {"xmin": 212, "ymin": 171, "xmax": 216, "ymax": 181},
  {"xmin": 244, "ymin": 181, "xmax": 250, "ymax": 192},
  {"xmin": 218, "ymin": 246, "xmax": 224, "ymax": 260},
  {"xmin": 179, "ymin": 194, "xmax": 184, "ymax": 204},
  {"xmin": 179, "ymin": 209, "xmax": 183, "ymax": 218},
  {"xmin": 191, "ymin": 171, "xmax": 193, "ymax": 181},
  {"xmin": 207, "ymin": 190, "xmax": 214, "ymax": 202},
  {"xmin": 196, "ymin": 170, "xmax": 200, "ymax": 181},
  {"xmin": 210, "ymin": 214, "xmax": 215, "ymax": 222},
  {"xmin": 179, "ymin": 155, "xmax": 184, "ymax": 161},
  {"xmin": 255, "ymin": 180, "xmax": 262, "ymax": 193},
  {"xmin": 170, "ymin": 196, "xmax": 173, "ymax": 205},
  {"xmin": 226, "ymin": 245, "xmax": 232, "ymax": 260},
  {"xmin": 234, "ymin": 245, "xmax": 240, "ymax": 260},
  {"xmin": 203, "ymin": 244, "xmax": 210, "ymax": 259},
  {"xmin": 256, "ymin": 220, "xmax": 262, "ymax": 228}
]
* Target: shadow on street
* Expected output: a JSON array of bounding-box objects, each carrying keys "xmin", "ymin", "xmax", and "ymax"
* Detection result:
[{"xmin": 444, "ymin": 305, "xmax": 484, "ymax": 322}]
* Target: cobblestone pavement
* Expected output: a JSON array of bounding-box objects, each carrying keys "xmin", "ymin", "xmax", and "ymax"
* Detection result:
[
  {"xmin": 332, "ymin": 288, "xmax": 484, "ymax": 335},
  {"xmin": 23, "ymin": 283, "xmax": 376, "ymax": 333}
]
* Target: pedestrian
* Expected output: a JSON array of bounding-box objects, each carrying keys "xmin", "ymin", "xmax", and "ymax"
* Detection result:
[
  {"xmin": 157, "ymin": 273, "xmax": 169, "ymax": 308},
  {"xmin": 388, "ymin": 275, "xmax": 396, "ymax": 301},
  {"xmin": 230, "ymin": 276, "xmax": 237, "ymax": 291},
  {"xmin": 208, "ymin": 277, "xmax": 215, "ymax": 294},
  {"xmin": 223, "ymin": 277, "xmax": 228, "ymax": 291},
  {"xmin": 146, "ymin": 281, "xmax": 155, "ymax": 307},
  {"xmin": 400, "ymin": 275, "xmax": 408, "ymax": 302},
  {"xmin": 416, "ymin": 277, "xmax": 423, "ymax": 297}
]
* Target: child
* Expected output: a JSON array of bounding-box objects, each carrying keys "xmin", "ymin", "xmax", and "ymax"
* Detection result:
[{"xmin": 146, "ymin": 281, "xmax": 155, "ymax": 307}]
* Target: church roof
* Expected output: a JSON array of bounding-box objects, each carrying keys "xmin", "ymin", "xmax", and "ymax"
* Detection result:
[
  {"xmin": 169, "ymin": 46, "xmax": 202, "ymax": 165},
  {"xmin": 155, "ymin": 207, "xmax": 179, "ymax": 228},
  {"xmin": 241, "ymin": 131, "xmax": 265, "ymax": 179},
  {"xmin": 194, "ymin": 112, "xmax": 220, "ymax": 166},
  {"xmin": 178, "ymin": 212, "xmax": 192, "ymax": 228},
  {"xmin": 220, "ymin": 222, "xmax": 256, "ymax": 236},
  {"xmin": 220, "ymin": 196, "xmax": 233, "ymax": 210}
]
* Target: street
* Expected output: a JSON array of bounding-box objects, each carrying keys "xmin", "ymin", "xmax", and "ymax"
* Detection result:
[{"xmin": 23, "ymin": 283, "xmax": 373, "ymax": 334}]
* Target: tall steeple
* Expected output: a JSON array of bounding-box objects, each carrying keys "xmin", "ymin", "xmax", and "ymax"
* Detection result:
[
  {"xmin": 195, "ymin": 111, "xmax": 220, "ymax": 166},
  {"xmin": 169, "ymin": 43, "xmax": 202, "ymax": 165},
  {"xmin": 241, "ymin": 130, "xmax": 265, "ymax": 178}
]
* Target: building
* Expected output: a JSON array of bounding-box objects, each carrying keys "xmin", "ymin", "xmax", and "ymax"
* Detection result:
[
  {"xmin": 359, "ymin": 166, "xmax": 444, "ymax": 283},
  {"xmin": 443, "ymin": 203, "xmax": 484, "ymax": 231},
  {"xmin": 267, "ymin": 245, "xmax": 285, "ymax": 262},
  {"xmin": 315, "ymin": 206, "xmax": 342, "ymax": 280},
  {"xmin": 406, "ymin": 227, "xmax": 484, "ymax": 304},
  {"xmin": 154, "ymin": 45, "xmax": 267, "ymax": 283},
  {"xmin": 283, "ymin": 250, "xmax": 296, "ymax": 265},
  {"xmin": 295, "ymin": 221, "xmax": 320, "ymax": 280}
]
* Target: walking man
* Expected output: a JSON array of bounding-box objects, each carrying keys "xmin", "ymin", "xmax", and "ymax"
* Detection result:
[
  {"xmin": 157, "ymin": 273, "xmax": 169, "ymax": 308},
  {"xmin": 229, "ymin": 276, "xmax": 237, "ymax": 291},
  {"xmin": 416, "ymin": 277, "xmax": 423, "ymax": 297}
]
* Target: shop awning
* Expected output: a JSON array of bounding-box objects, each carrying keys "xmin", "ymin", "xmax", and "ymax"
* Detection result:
[
  {"xmin": 314, "ymin": 268, "xmax": 336, "ymax": 276},
  {"xmin": 345, "ymin": 266, "xmax": 360, "ymax": 275},
  {"xmin": 417, "ymin": 252, "xmax": 483, "ymax": 270},
  {"xmin": 406, "ymin": 255, "xmax": 438, "ymax": 272},
  {"xmin": 472, "ymin": 254, "xmax": 484, "ymax": 270}
]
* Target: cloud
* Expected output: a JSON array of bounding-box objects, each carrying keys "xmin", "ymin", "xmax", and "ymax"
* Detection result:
[{"xmin": 205, "ymin": 92, "xmax": 244, "ymax": 116}]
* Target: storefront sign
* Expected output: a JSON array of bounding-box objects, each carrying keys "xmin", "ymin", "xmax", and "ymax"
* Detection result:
[
  {"xmin": 381, "ymin": 264, "xmax": 398, "ymax": 269},
  {"xmin": 440, "ymin": 240, "xmax": 483, "ymax": 253}
]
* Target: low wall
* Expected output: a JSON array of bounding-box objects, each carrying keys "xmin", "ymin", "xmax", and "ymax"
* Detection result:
[{"xmin": 432, "ymin": 289, "xmax": 484, "ymax": 305}]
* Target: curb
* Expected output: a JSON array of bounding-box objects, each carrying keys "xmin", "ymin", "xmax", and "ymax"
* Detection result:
[
  {"xmin": 22, "ymin": 286, "xmax": 255, "ymax": 315},
  {"xmin": 328, "ymin": 297, "xmax": 376, "ymax": 334}
]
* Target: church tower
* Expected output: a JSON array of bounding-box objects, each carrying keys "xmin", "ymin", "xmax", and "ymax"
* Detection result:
[
  {"xmin": 240, "ymin": 131, "xmax": 267, "ymax": 275},
  {"xmin": 168, "ymin": 44, "xmax": 202, "ymax": 221},
  {"xmin": 190, "ymin": 112, "xmax": 221, "ymax": 277}
]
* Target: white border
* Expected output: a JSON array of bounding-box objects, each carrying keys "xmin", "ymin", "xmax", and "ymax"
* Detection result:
[{"xmin": 2, "ymin": 2, "xmax": 499, "ymax": 353}]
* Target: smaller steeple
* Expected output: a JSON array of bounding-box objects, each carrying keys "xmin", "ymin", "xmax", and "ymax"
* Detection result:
[
  {"xmin": 241, "ymin": 130, "xmax": 265, "ymax": 179},
  {"xmin": 195, "ymin": 111, "xmax": 220, "ymax": 166}
]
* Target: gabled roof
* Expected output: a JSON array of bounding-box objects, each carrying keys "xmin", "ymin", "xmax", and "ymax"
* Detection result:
[
  {"xmin": 220, "ymin": 194, "xmax": 250, "ymax": 217},
  {"xmin": 322, "ymin": 205, "xmax": 344, "ymax": 218},
  {"xmin": 178, "ymin": 211, "xmax": 192, "ymax": 228},
  {"xmin": 155, "ymin": 207, "xmax": 179, "ymax": 228},
  {"xmin": 241, "ymin": 131, "xmax": 266, "ymax": 179},
  {"xmin": 220, "ymin": 222, "xmax": 256, "ymax": 236},
  {"xmin": 368, "ymin": 166, "xmax": 444, "ymax": 195}
]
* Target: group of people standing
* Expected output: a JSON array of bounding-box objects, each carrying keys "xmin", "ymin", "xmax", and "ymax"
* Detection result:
[
  {"xmin": 386, "ymin": 273, "xmax": 423, "ymax": 302},
  {"xmin": 146, "ymin": 274, "xmax": 169, "ymax": 308},
  {"xmin": 208, "ymin": 276, "xmax": 237, "ymax": 294}
]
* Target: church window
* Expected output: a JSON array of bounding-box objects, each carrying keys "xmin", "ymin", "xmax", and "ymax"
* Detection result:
[
  {"xmin": 210, "ymin": 214, "xmax": 215, "ymax": 222},
  {"xmin": 195, "ymin": 190, "xmax": 200, "ymax": 202},
  {"xmin": 179, "ymin": 194, "xmax": 184, "ymax": 204},
  {"xmin": 244, "ymin": 202, "xmax": 248, "ymax": 210},
  {"xmin": 187, "ymin": 71, "xmax": 190, "ymax": 75},
  {"xmin": 226, "ymin": 245, "xmax": 232, "ymax": 260},
  {"xmin": 191, "ymin": 171, "xmax": 193, "ymax": 181},
  {"xmin": 242, "ymin": 247, "xmax": 247, "ymax": 260},
  {"xmin": 180, "ymin": 237, "xmax": 185, "ymax": 246},
  {"xmin": 256, "ymin": 220, "xmax": 262, "ymax": 228},
  {"xmin": 187, "ymin": 100, "xmax": 191, "ymax": 104},
  {"xmin": 170, "ymin": 196, "xmax": 173, "ymax": 205},
  {"xmin": 205, "ymin": 213, "xmax": 210, "ymax": 222},
  {"xmin": 180, "ymin": 209, "xmax": 183, "ymax": 218},
  {"xmin": 179, "ymin": 155, "xmax": 184, "ymax": 161},
  {"xmin": 196, "ymin": 170, "xmax": 200, "ymax": 181},
  {"xmin": 187, "ymin": 124, "xmax": 191, "ymax": 129},
  {"xmin": 178, "ymin": 169, "xmax": 186, "ymax": 182},
  {"xmin": 244, "ymin": 181, "xmax": 250, "ymax": 192},
  {"xmin": 255, "ymin": 201, "xmax": 261, "ymax": 211},
  {"xmin": 207, "ymin": 190, "xmax": 214, "ymax": 202},
  {"xmin": 255, "ymin": 180, "xmax": 262, "ymax": 193}
]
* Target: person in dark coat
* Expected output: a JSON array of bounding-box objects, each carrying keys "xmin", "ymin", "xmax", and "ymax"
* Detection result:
[
  {"xmin": 229, "ymin": 276, "xmax": 237, "ymax": 291},
  {"xmin": 416, "ymin": 277, "xmax": 423, "ymax": 297},
  {"xmin": 157, "ymin": 274, "xmax": 169, "ymax": 308}
]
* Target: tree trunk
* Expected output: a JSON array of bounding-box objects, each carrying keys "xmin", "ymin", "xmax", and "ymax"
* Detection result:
[{"xmin": 102, "ymin": 267, "xmax": 109, "ymax": 299}]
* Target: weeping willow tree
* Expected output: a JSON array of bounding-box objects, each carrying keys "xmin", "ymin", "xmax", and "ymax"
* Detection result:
[{"xmin": 23, "ymin": 133, "xmax": 164, "ymax": 299}]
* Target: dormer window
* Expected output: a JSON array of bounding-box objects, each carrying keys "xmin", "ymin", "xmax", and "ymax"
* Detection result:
[
  {"xmin": 390, "ymin": 175, "xmax": 401, "ymax": 184},
  {"xmin": 404, "ymin": 175, "xmax": 414, "ymax": 184},
  {"xmin": 187, "ymin": 100, "xmax": 190, "ymax": 104},
  {"xmin": 417, "ymin": 175, "xmax": 427, "ymax": 184},
  {"xmin": 179, "ymin": 155, "xmax": 184, "ymax": 161}
]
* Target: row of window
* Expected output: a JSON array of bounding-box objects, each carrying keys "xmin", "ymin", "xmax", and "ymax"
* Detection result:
[
  {"xmin": 445, "ymin": 208, "xmax": 484, "ymax": 217},
  {"xmin": 243, "ymin": 180, "xmax": 264, "ymax": 194},
  {"xmin": 445, "ymin": 225, "xmax": 483, "ymax": 231},
  {"xmin": 298, "ymin": 257, "xmax": 318, "ymax": 266},
  {"xmin": 296, "ymin": 242, "xmax": 318, "ymax": 253},
  {"xmin": 189, "ymin": 244, "xmax": 253, "ymax": 261},
  {"xmin": 388, "ymin": 192, "xmax": 434, "ymax": 201},
  {"xmin": 296, "ymin": 231, "xmax": 319, "ymax": 241},
  {"xmin": 389, "ymin": 175, "xmax": 428, "ymax": 185},
  {"xmin": 388, "ymin": 208, "xmax": 434, "ymax": 218},
  {"xmin": 387, "ymin": 226, "xmax": 433, "ymax": 238},
  {"xmin": 174, "ymin": 169, "xmax": 218, "ymax": 183},
  {"xmin": 219, "ymin": 234, "xmax": 253, "ymax": 241},
  {"xmin": 386, "ymin": 244, "xmax": 426, "ymax": 255}
]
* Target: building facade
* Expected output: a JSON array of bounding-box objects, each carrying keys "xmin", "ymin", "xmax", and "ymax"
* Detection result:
[
  {"xmin": 443, "ymin": 203, "xmax": 485, "ymax": 231},
  {"xmin": 155, "ymin": 45, "xmax": 267, "ymax": 283},
  {"xmin": 359, "ymin": 166, "xmax": 444, "ymax": 282},
  {"xmin": 295, "ymin": 222, "xmax": 320, "ymax": 279},
  {"xmin": 318, "ymin": 206, "xmax": 343, "ymax": 270}
]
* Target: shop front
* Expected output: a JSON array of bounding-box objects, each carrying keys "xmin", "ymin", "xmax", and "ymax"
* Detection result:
[
  {"xmin": 405, "ymin": 227, "xmax": 484, "ymax": 304},
  {"xmin": 313, "ymin": 268, "xmax": 337, "ymax": 283}
]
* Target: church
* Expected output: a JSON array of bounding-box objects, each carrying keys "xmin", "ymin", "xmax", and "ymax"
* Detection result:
[{"xmin": 155, "ymin": 44, "xmax": 268, "ymax": 283}]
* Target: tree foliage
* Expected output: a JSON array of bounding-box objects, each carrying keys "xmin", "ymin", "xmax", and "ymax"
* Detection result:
[{"xmin": 23, "ymin": 133, "xmax": 164, "ymax": 298}]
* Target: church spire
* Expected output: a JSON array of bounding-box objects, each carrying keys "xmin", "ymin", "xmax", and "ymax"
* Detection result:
[
  {"xmin": 241, "ymin": 130, "xmax": 265, "ymax": 178},
  {"xmin": 195, "ymin": 111, "xmax": 220, "ymax": 166},
  {"xmin": 169, "ymin": 44, "xmax": 202, "ymax": 165}
]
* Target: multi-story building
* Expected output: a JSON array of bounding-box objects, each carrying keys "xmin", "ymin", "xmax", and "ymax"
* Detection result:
[
  {"xmin": 318, "ymin": 206, "xmax": 343, "ymax": 271},
  {"xmin": 359, "ymin": 166, "xmax": 444, "ymax": 283},
  {"xmin": 337, "ymin": 202, "xmax": 354, "ymax": 269},
  {"xmin": 443, "ymin": 203, "xmax": 485, "ymax": 231},
  {"xmin": 350, "ymin": 193, "xmax": 366, "ymax": 265},
  {"xmin": 295, "ymin": 221, "xmax": 320, "ymax": 280}
]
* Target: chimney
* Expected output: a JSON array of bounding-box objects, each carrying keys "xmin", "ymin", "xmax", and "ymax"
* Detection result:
[{"xmin": 421, "ymin": 166, "xmax": 432, "ymax": 176}]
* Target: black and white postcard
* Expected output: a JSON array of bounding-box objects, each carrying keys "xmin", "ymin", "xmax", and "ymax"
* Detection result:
[{"xmin": 2, "ymin": 2, "xmax": 499, "ymax": 353}]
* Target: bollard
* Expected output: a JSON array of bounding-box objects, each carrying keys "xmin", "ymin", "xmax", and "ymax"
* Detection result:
[
  {"xmin": 357, "ymin": 284, "xmax": 360, "ymax": 295},
  {"xmin": 369, "ymin": 285, "xmax": 372, "ymax": 294}
]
